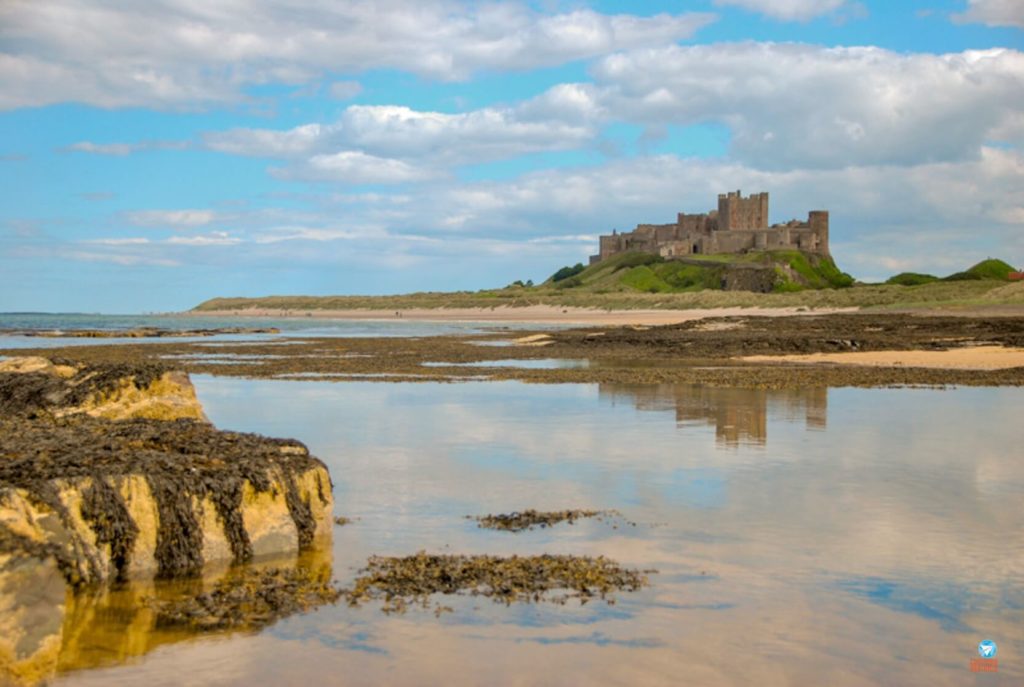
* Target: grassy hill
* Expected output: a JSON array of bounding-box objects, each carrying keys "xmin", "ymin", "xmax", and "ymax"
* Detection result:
[
  {"xmin": 192, "ymin": 254, "xmax": 1023, "ymax": 313},
  {"xmin": 547, "ymin": 250, "xmax": 853, "ymax": 294},
  {"xmin": 885, "ymin": 258, "xmax": 1018, "ymax": 286}
]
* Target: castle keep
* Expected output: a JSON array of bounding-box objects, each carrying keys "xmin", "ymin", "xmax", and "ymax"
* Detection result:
[{"xmin": 591, "ymin": 190, "xmax": 829, "ymax": 264}]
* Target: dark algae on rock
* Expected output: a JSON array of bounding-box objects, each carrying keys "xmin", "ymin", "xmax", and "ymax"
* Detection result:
[
  {"xmin": 0, "ymin": 358, "xmax": 333, "ymax": 588},
  {"xmin": 0, "ymin": 415, "xmax": 328, "ymax": 580},
  {"xmin": 344, "ymin": 552, "xmax": 652, "ymax": 614}
]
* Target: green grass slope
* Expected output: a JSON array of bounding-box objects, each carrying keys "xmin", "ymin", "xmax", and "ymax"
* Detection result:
[
  {"xmin": 545, "ymin": 250, "xmax": 852, "ymax": 294},
  {"xmin": 191, "ymin": 255, "xmax": 1022, "ymax": 313},
  {"xmin": 943, "ymin": 258, "xmax": 1016, "ymax": 282},
  {"xmin": 886, "ymin": 272, "xmax": 939, "ymax": 286}
]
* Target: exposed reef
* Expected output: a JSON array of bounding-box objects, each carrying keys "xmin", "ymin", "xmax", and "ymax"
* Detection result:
[
  {"xmin": 10, "ymin": 314, "xmax": 1023, "ymax": 388},
  {"xmin": 0, "ymin": 355, "xmax": 207, "ymax": 421},
  {"xmin": 344, "ymin": 552, "xmax": 652, "ymax": 614},
  {"xmin": 0, "ymin": 326, "xmax": 280, "ymax": 338},
  {"xmin": 0, "ymin": 357, "xmax": 334, "ymax": 686}
]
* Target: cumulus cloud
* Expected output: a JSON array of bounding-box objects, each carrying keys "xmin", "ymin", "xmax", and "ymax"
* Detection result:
[
  {"xmin": 712, "ymin": 0, "xmax": 849, "ymax": 21},
  {"xmin": 204, "ymin": 124, "xmax": 325, "ymax": 158},
  {"xmin": 125, "ymin": 209, "xmax": 216, "ymax": 228},
  {"xmin": 204, "ymin": 99, "xmax": 597, "ymax": 169},
  {"xmin": 0, "ymin": 1, "xmax": 714, "ymax": 110},
  {"xmin": 588, "ymin": 43, "xmax": 1024, "ymax": 169},
  {"xmin": 953, "ymin": 0, "xmax": 1024, "ymax": 28},
  {"xmin": 53, "ymin": 146, "xmax": 1022, "ymax": 286},
  {"xmin": 202, "ymin": 44, "xmax": 1023, "ymax": 176},
  {"xmin": 270, "ymin": 151, "xmax": 438, "ymax": 184}
]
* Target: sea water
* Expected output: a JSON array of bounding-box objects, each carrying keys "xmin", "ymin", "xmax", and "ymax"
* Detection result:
[
  {"xmin": 0, "ymin": 312, "xmax": 563, "ymax": 350},
  {"xmin": 48, "ymin": 378, "xmax": 1023, "ymax": 686}
]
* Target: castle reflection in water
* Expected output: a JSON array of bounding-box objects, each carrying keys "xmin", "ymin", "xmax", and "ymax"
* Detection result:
[{"xmin": 598, "ymin": 383, "xmax": 827, "ymax": 447}]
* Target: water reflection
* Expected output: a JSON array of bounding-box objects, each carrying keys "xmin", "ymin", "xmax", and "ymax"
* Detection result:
[
  {"xmin": 599, "ymin": 383, "xmax": 827, "ymax": 447},
  {"xmin": 1, "ymin": 549, "xmax": 333, "ymax": 686},
  {"xmin": 39, "ymin": 380, "xmax": 1024, "ymax": 686}
]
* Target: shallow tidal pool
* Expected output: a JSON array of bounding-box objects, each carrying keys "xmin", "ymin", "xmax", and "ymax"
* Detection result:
[{"xmin": 51, "ymin": 379, "xmax": 1023, "ymax": 686}]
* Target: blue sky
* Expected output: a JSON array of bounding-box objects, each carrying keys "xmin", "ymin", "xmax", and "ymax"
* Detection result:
[{"xmin": 0, "ymin": 0, "xmax": 1021, "ymax": 312}]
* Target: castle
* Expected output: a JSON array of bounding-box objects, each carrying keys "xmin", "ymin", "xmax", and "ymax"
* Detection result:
[{"xmin": 591, "ymin": 190, "xmax": 829, "ymax": 264}]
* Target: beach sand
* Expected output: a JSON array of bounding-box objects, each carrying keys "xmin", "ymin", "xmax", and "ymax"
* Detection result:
[
  {"xmin": 191, "ymin": 305, "xmax": 856, "ymax": 326},
  {"xmin": 741, "ymin": 345, "xmax": 1024, "ymax": 370}
]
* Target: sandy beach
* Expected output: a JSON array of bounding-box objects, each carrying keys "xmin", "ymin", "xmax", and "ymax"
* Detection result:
[
  {"xmin": 742, "ymin": 345, "xmax": 1024, "ymax": 370},
  {"xmin": 189, "ymin": 305, "xmax": 857, "ymax": 326}
]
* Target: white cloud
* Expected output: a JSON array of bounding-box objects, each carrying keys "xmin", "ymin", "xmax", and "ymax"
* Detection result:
[
  {"xmin": 589, "ymin": 43, "xmax": 1024, "ymax": 169},
  {"xmin": 328, "ymin": 81, "xmax": 363, "ymax": 100},
  {"xmin": 270, "ymin": 151, "xmax": 437, "ymax": 184},
  {"xmin": 202, "ymin": 44, "xmax": 1023, "ymax": 176},
  {"xmin": 204, "ymin": 124, "xmax": 325, "ymax": 157},
  {"xmin": 204, "ymin": 99, "xmax": 597, "ymax": 169},
  {"xmin": 712, "ymin": 0, "xmax": 848, "ymax": 21},
  {"xmin": 67, "ymin": 250, "xmax": 180, "ymax": 267},
  {"xmin": 0, "ymin": 1, "xmax": 715, "ymax": 110},
  {"xmin": 48, "ymin": 146, "xmax": 1022, "ymax": 285},
  {"xmin": 953, "ymin": 0, "xmax": 1024, "ymax": 28},
  {"xmin": 65, "ymin": 141, "xmax": 134, "ymax": 156},
  {"xmin": 65, "ymin": 140, "xmax": 191, "ymax": 156},
  {"xmin": 166, "ymin": 232, "xmax": 241, "ymax": 246},
  {"xmin": 125, "ymin": 209, "xmax": 216, "ymax": 228},
  {"xmin": 83, "ymin": 237, "xmax": 150, "ymax": 245}
]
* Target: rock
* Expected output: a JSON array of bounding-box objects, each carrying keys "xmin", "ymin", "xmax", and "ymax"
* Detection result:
[
  {"xmin": 0, "ymin": 531, "xmax": 67, "ymax": 687},
  {"xmin": 0, "ymin": 358, "xmax": 336, "ymax": 686},
  {"xmin": 0, "ymin": 415, "xmax": 333, "ymax": 583},
  {"xmin": 0, "ymin": 357, "xmax": 207, "ymax": 422}
]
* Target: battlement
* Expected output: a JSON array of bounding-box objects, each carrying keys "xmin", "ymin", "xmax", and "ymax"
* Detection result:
[{"xmin": 590, "ymin": 190, "xmax": 829, "ymax": 265}]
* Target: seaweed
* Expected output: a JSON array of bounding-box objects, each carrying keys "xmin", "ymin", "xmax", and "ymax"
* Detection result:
[
  {"xmin": 147, "ymin": 565, "xmax": 341, "ymax": 631},
  {"xmin": 344, "ymin": 552, "xmax": 652, "ymax": 614},
  {"xmin": 471, "ymin": 509, "xmax": 601, "ymax": 532},
  {"xmin": 80, "ymin": 477, "xmax": 139, "ymax": 580},
  {"xmin": 0, "ymin": 409, "xmax": 328, "ymax": 584}
]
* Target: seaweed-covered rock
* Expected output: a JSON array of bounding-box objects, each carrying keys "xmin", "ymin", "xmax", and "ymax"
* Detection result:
[
  {"xmin": 0, "ymin": 415, "xmax": 333, "ymax": 583},
  {"xmin": 0, "ymin": 358, "xmax": 337, "ymax": 686},
  {"xmin": 0, "ymin": 356, "xmax": 207, "ymax": 422}
]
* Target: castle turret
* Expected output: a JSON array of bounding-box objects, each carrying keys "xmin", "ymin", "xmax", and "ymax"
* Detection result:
[{"xmin": 808, "ymin": 211, "xmax": 829, "ymax": 255}]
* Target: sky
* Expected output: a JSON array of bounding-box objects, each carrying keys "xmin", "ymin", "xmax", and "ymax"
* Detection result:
[{"xmin": 0, "ymin": 0, "xmax": 1021, "ymax": 313}]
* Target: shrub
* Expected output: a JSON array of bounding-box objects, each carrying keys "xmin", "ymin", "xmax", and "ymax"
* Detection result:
[
  {"xmin": 550, "ymin": 263, "xmax": 586, "ymax": 282},
  {"xmin": 886, "ymin": 272, "xmax": 939, "ymax": 286}
]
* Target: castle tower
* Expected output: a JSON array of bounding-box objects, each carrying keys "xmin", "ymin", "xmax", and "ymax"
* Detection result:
[
  {"xmin": 717, "ymin": 190, "xmax": 769, "ymax": 231},
  {"xmin": 808, "ymin": 211, "xmax": 829, "ymax": 255}
]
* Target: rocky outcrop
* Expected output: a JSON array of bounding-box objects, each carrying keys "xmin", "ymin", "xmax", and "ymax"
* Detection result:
[
  {"xmin": 0, "ymin": 358, "xmax": 335, "ymax": 686},
  {"xmin": 0, "ymin": 356, "xmax": 208, "ymax": 421}
]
